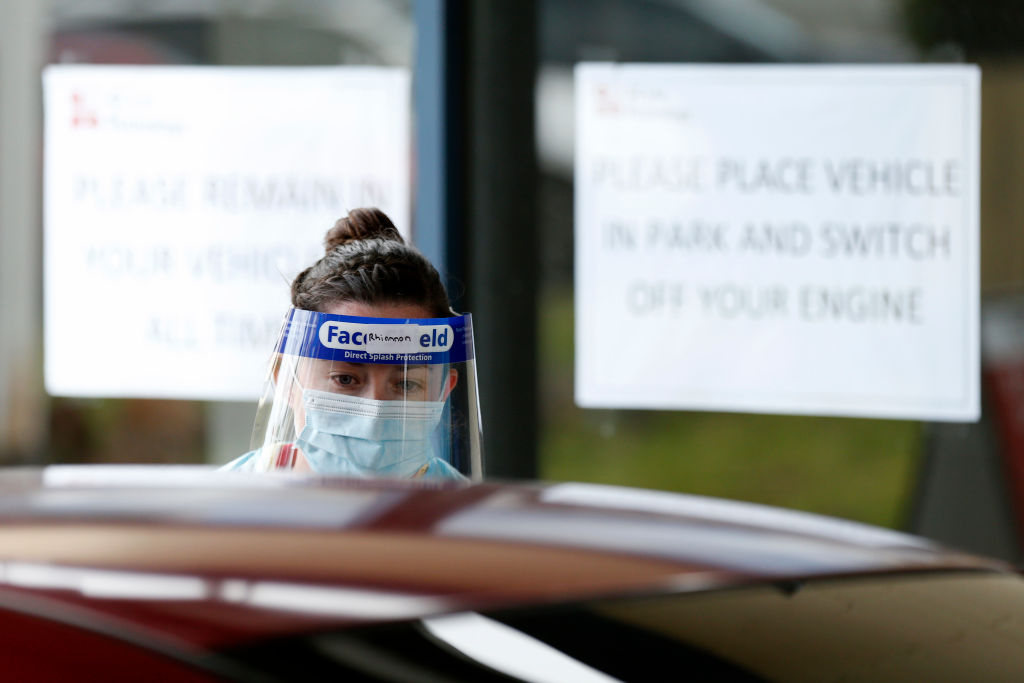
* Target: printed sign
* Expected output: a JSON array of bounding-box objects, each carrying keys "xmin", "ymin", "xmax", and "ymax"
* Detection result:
[
  {"xmin": 43, "ymin": 65, "xmax": 410, "ymax": 399},
  {"xmin": 575, "ymin": 64, "xmax": 979, "ymax": 420}
]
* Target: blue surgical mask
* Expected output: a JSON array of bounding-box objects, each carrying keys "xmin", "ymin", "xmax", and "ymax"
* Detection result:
[{"xmin": 295, "ymin": 389, "xmax": 462, "ymax": 479}]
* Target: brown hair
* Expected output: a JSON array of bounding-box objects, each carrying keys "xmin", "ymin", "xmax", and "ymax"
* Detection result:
[{"xmin": 291, "ymin": 208, "xmax": 452, "ymax": 317}]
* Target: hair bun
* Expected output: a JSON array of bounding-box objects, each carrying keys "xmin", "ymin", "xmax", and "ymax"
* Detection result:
[{"xmin": 324, "ymin": 207, "xmax": 405, "ymax": 252}]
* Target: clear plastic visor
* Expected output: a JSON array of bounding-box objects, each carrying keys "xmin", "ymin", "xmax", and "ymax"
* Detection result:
[{"xmin": 249, "ymin": 308, "xmax": 483, "ymax": 480}]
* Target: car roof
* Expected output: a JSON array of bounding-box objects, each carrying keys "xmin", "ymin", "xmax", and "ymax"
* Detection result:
[{"xmin": 0, "ymin": 466, "xmax": 1006, "ymax": 649}]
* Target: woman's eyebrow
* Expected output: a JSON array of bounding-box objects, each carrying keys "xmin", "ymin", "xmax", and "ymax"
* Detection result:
[{"xmin": 331, "ymin": 362, "xmax": 367, "ymax": 370}]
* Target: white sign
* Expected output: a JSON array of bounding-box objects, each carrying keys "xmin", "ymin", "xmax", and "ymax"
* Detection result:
[
  {"xmin": 575, "ymin": 64, "xmax": 979, "ymax": 421},
  {"xmin": 44, "ymin": 65, "xmax": 410, "ymax": 400}
]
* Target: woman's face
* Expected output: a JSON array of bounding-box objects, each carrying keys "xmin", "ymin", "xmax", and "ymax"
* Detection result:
[{"xmin": 282, "ymin": 300, "xmax": 458, "ymax": 472}]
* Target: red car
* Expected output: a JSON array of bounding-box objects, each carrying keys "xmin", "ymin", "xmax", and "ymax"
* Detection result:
[{"xmin": 0, "ymin": 465, "xmax": 1021, "ymax": 681}]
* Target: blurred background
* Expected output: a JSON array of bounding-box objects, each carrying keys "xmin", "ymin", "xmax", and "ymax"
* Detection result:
[{"xmin": 2, "ymin": 0, "xmax": 1024, "ymax": 560}]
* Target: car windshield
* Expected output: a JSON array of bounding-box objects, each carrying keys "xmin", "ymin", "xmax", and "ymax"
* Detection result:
[{"xmin": 220, "ymin": 570, "xmax": 1024, "ymax": 682}]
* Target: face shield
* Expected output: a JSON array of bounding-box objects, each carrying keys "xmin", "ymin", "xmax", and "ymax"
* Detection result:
[{"xmin": 250, "ymin": 307, "xmax": 483, "ymax": 480}]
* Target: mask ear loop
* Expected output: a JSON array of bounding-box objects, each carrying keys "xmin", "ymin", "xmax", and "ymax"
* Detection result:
[
  {"xmin": 425, "ymin": 358, "xmax": 454, "ymax": 473},
  {"xmin": 437, "ymin": 360, "xmax": 451, "ymax": 402}
]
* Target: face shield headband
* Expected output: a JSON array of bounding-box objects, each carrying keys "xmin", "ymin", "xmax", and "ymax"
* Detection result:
[{"xmin": 277, "ymin": 308, "xmax": 475, "ymax": 367}]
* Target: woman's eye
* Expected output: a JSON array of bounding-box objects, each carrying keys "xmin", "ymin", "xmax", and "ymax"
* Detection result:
[
  {"xmin": 330, "ymin": 374, "xmax": 358, "ymax": 388},
  {"xmin": 395, "ymin": 380, "xmax": 423, "ymax": 394}
]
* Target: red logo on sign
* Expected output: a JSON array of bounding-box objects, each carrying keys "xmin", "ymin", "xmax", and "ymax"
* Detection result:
[
  {"xmin": 595, "ymin": 85, "xmax": 620, "ymax": 114},
  {"xmin": 71, "ymin": 92, "xmax": 97, "ymax": 128}
]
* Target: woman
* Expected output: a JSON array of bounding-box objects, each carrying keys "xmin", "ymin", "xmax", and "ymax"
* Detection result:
[{"xmin": 223, "ymin": 208, "xmax": 483, "ymax": 479}]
